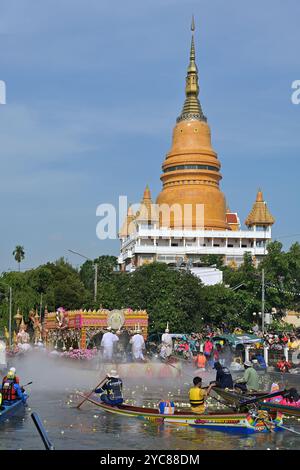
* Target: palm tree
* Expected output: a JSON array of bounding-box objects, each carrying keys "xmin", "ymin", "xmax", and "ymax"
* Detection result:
[{"xmin": 13, "ymin": 245, "xmax": 25, "ymax": 271}]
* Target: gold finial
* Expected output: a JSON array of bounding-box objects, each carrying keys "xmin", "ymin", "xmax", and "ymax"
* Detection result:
[
  {"xmin": 177, "ymin": 17, "xmax": 206, "ymax": 123},
  {"xmin": 191, "ymin": 15, "xmax": 195, "ymax": 32}
]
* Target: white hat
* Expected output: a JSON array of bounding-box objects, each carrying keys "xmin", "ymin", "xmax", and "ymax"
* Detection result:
[
  {"xmin": 9, "ymin": 367, "xmax": 16, "ymax": 373},
  {"xmin": 107, "ymin": 369, "xmax": 119, "ymax": 378},
  {"xmin": 244, "ymin": 360, "xmax": 252, "ymax": 367},
  {"xmin": 136, "ymin": 329, "xmax": 142, "ymax": 334},
  {"xmin": 106, "ymin": 326, "xmax": 112, "ymax": 331}
]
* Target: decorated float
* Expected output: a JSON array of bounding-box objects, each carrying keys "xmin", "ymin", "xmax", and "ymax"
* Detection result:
[
  {"xmin": 44, "ymin": 307, "xmax": 148, "ymax": 350},
  {"xmin": 43, "ymin": 307, "xmax": 181, "ymax": 378}
]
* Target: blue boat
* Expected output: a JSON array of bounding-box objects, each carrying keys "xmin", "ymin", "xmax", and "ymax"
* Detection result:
[{"xmin": 0, "ymin": 397, "xmax": 28, "ymax": 422}]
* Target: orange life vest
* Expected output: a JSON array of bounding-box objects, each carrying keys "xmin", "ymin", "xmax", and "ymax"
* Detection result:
[{"xmin": 195, "ymin": 354, "xmax": 206, "ymax": 368}]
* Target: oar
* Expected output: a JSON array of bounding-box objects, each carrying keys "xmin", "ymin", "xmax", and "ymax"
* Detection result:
[
  {"xmin": 208, "ymin": 393, "xmax": 238, "ymax": 411},
  {"xmin": 21, "ymin": 381, "xmax": 33, "ymax": 388},
  {"xmin": 76, "ymin": 377, "xmax": 107, "ymax": 409},
  {"xmin": 237, "ymin": 389, "xmax": 287, "ymax": 408},
  {"xmin": 261, "ymin": 417, "xmax": 300, "ymax": 436},
  {"xmin": 31, "ymin": 412, "xmax": 55, "ymax": 450},
  {"xmin": 276, "ymin": 424, "xmax": 300, "ymax": 436},
  {"xmin": 165, "ymin": 360, "xmax": 190, "ymax": 377}
]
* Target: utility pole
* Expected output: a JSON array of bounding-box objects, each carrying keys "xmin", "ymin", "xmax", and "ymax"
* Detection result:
[
  {"xmin": 39, "ymin": 292, "xmax": 43, "ymax": 322},
  {"xmin": 261, "ymin": 268, "xmax": 265, "ymax": 334},
  {"xmin": 68, "ymin": 249, "xmax": 98, "ymax": 302},
  {"xmin": 94, "ymin": 263, "xmax": 98, "ymax": 302},
  {"xmin": 9, "ymin": 287, "xmax": 12, "ymax": 349}
]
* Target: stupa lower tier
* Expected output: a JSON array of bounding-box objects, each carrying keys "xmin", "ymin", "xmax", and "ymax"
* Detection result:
[{"xmin": 118, "ymin": 223, "xmax": 272, "ymax": 270}]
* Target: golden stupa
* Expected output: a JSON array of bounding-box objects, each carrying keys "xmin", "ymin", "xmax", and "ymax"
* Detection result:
[{"xmin": 156, "ymin": 18, "xmax": 229, "ymax": 230}]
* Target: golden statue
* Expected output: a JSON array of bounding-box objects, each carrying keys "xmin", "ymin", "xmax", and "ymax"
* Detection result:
[{"xmin": 4, "ymin": 326, "xmax": 9, "ymax": 346}]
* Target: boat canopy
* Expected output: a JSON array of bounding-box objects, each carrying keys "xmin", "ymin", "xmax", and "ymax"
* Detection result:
[{"xmin": 212, "ymin": 334, "xmax": 263, "ymax": 348}]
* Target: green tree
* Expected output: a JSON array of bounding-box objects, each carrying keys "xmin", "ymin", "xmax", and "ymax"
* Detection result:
[{"xmin": 13, "ymin": 245, "xmax": 25, "ymax": 271}]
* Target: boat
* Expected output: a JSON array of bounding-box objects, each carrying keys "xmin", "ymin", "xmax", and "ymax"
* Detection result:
[
  {"xmin": 213, "ymin": 387, "xmax": 300, "ymax": 418},
  {"xmin": 0, "ymin": 397, "xmax": 28, "ymax": 422},
  {"xmin": 259, "ymin": 401, "xmax": 300, "ymax": 418},
  {"xmin": 77, "ymin": 392, "xmax": 283, "ymax": 434}
]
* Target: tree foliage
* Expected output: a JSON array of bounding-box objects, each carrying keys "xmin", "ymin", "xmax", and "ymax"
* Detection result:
[{"xmin": 0, "ymin": 243, "xmax": 299, "ymax": 335}]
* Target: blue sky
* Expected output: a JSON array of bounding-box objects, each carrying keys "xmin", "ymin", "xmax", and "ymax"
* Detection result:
[{"xmin": 0, "ymin": 0, "xmax": 299, "ymax": 271}]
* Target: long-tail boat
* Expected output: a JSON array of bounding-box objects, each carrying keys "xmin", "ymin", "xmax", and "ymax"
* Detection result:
[
  {"xmin": 77, "ymin": 393, "xmax": 283, "ymax": 434},
  {"xmin": 213, "ymin": 387, "xmax": 300, "ymax": 418}
]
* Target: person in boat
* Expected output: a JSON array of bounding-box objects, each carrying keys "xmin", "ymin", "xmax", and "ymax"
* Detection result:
[
  {"xmin": 265, "ymin": 383, "xmax": 283, "ymax": 403},
  {"xmin": 280, "ymin": 388, "xmax": 300, "ymax": 407},
  {"xmin": 100, "ymin": 327, "xmax": 119, "ymax": 362},
  {"xmin": 2, "ymin": 367, "xmax": 20, "ymax": 385},
  {"xmin": 234, "ymin": 360, "xmax": 259, "ymax": 393},
  {"xmin": 189, "ymin": 377, "xmax": 214, "ymax": 414},
  {"xmin": 94, "ymin": 369, "xmax": 123, "ymax": 406},
  {"xmin": 194, "ymin": 351, "xmax": 206, "ymax": 370},
  {"xmin": 130, "ymin": 328, "xmax": 146, "ymax": 362},
  {"xmin": 276, "ymin": 356, "xmax": 292, "ymax": 373},
  {"xmin": 1, "ymin": 369, "xmax": 26, "ymax": 407},
  {"xmin": 210, "ymin": 361, "xmax": 233, "ymax": 389}
]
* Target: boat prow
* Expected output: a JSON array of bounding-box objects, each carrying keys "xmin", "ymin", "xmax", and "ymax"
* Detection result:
[{"xmin": 0, "ymin": 397, "xmax": 28, "ymax": 422}]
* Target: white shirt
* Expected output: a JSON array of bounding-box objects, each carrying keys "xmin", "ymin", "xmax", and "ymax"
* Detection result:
[
  {"xmin": 101, "ymin": 332, "xmax": 119, "ymax": 350},
  {"xmin": 130, "ymin": 334, "xmax": 145, "ymax": 359}
]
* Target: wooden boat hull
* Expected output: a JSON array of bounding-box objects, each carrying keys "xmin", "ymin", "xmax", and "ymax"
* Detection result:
[
  {"xmin": 0, "ymin": 399, "xmax": 27, "ymax": 422},
  {"xmin": 78, "ymin": 393, "xmax": 282, "ymax": 434}
]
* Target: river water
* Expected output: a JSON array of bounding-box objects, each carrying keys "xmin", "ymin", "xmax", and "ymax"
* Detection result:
[{"xmin": 1, "ymin": 351, "xmax": 299, "ymax": 450}]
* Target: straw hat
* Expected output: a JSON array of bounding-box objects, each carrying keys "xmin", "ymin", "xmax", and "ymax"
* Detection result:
[
  {"xmin": 107, "ymin": 369, "xmax": 119, "ymax": 378},
  {"xmin": 244, "ymin": 360, "xmax": 252, "ymax": 367}
]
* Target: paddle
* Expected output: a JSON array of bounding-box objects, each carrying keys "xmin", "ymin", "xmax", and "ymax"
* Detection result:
[
  {"xmin": 76, "ymin": 377, "xmax": 107, "ymax": 409},
  {"xmin": 276, "ymin": 424, "xmax": 300, "ymax": 436},
  {"xmin": 237, "ymin": 389, "xmax": 287, "ymax": 408},
  {"xmin": 31, "ymin": 412, "xmax": 55, "ymax": 450},
  {"xmin": 21, "ymin": 381, "xmax": 33, "ymax": 388},
  {"xmin": 208, "ymin": 394, "xmax": 238, "ymax": 411}
]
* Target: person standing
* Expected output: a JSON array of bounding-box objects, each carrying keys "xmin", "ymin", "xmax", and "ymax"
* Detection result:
[
  {"xmin": 100, "ymin": 327, "xmax": 119, "ymax": 362},
  {"xmin": 203, "ymin": 337, "xmax": 214, "ymax": 368},
  {"xmin": 0, "ymin": 340, "xmax": 7, "ymax": 374},
  {"xmin": 130, "ymin": 328, "xmax": 146, "ymax": 361},
  {"xmin": 160, "ymin": 325, "xmax": 173, "ymax": 360}
]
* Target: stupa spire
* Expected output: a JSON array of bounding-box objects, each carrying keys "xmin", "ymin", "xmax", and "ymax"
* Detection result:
[{"xmin": 177, "ymin": 17, "xmax": 206, "ymax": 123}]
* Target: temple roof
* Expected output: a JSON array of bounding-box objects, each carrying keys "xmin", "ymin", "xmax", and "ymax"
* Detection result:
[
  {"xmin": 245, "ymin": 190, "xmax": 275, "ymax": 227},
  {"xmin": 226, "ymin": 213, "xmax": 239, "ymax": 224},
  {"xmin": 177, "ymin": 17, "xmax": 206, "ymax": 123},
  {"xmin": 136, "ymin": 185, "xmax": 158, "ymax": 223},
  {"xmin": 119, "ymin": 204, "xmax": 136, "ymax": 237}
]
